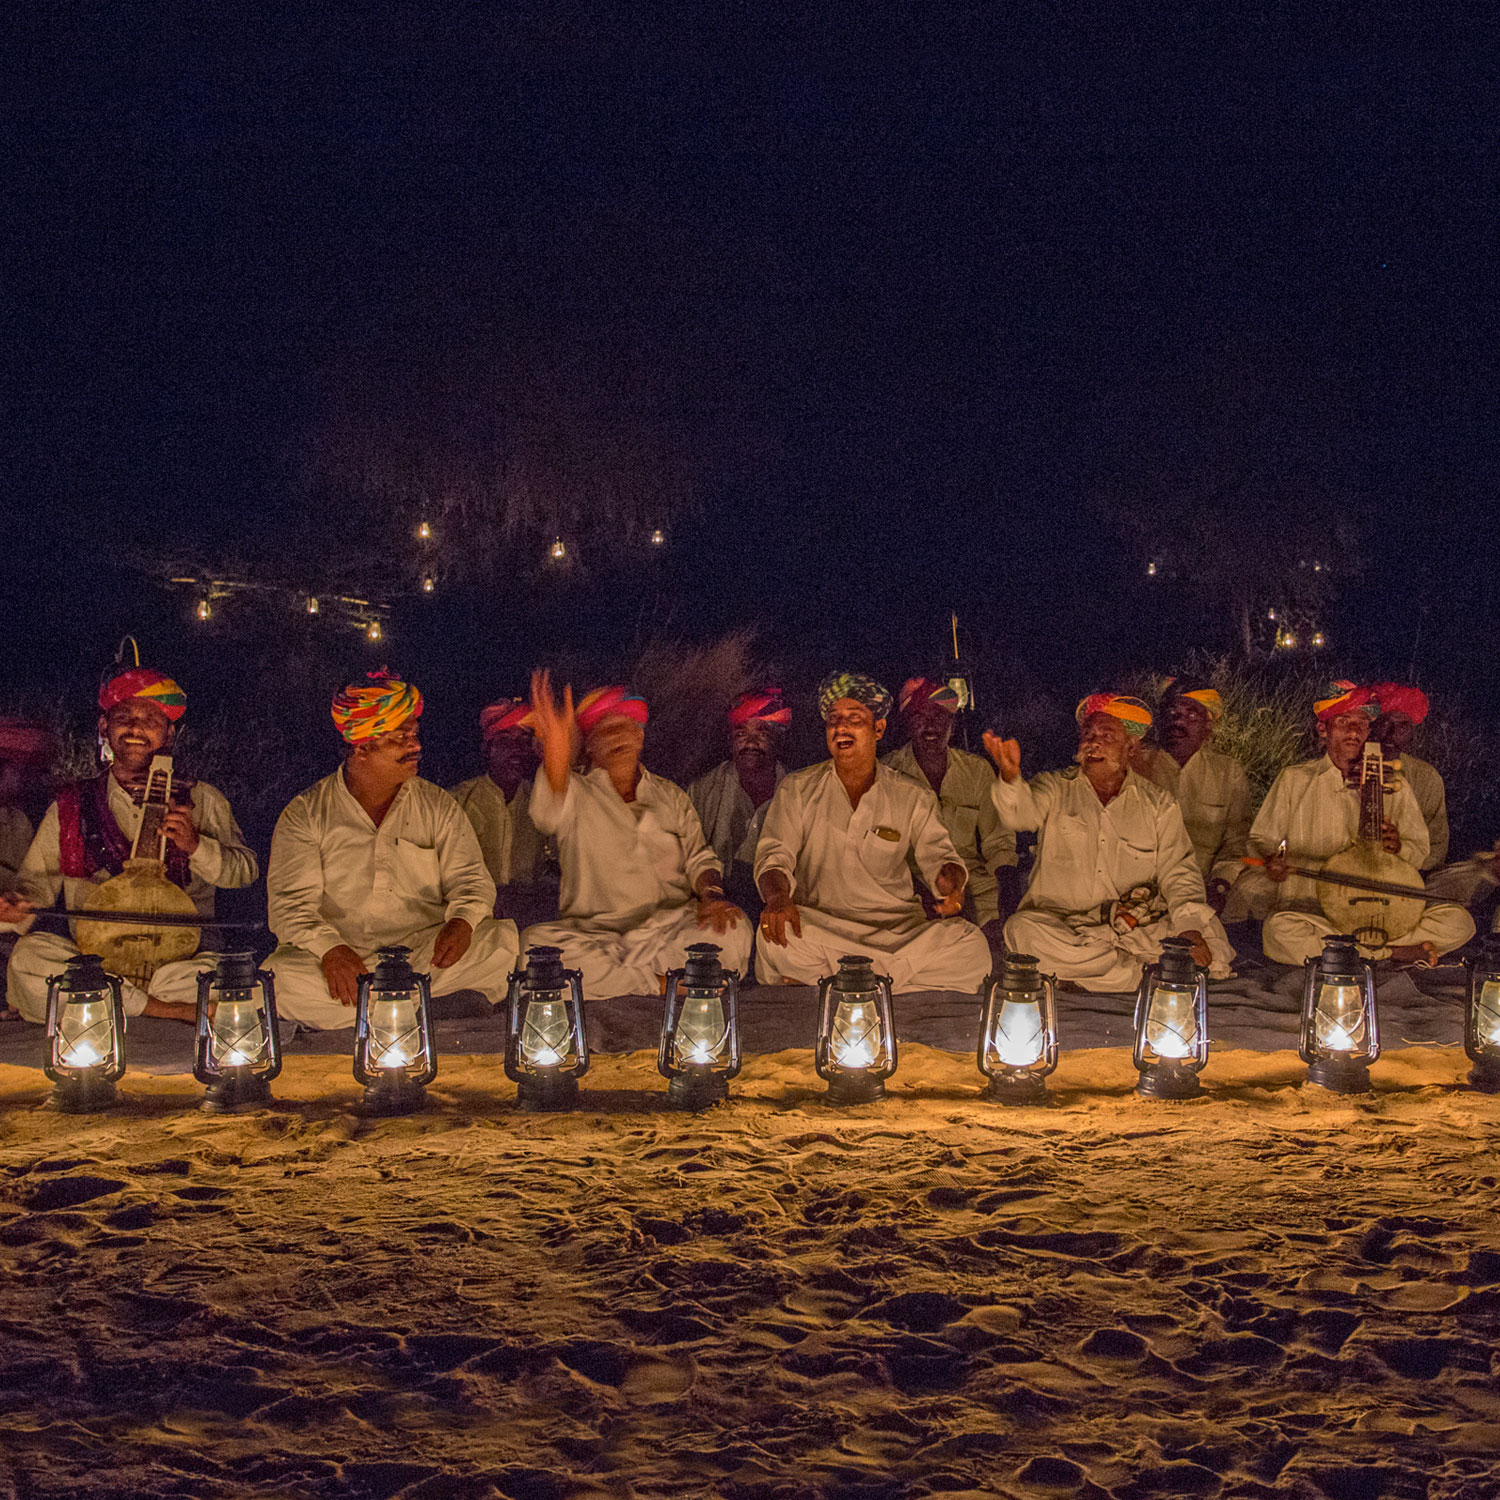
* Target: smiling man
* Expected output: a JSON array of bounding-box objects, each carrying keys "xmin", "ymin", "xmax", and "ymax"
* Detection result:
[
  {"xmin": 264, "ymin": 670, "xmax": 517, "ymax": 1029},
  {"xmin": 985, "ymin": 692, "xmax": 1233, "ymax": 992},
  {"xmin": 520, "ymin": 673, "xmax": 752, "ymax": 998},
  {"xmin": 753, "ymin": 670, "xmax": 991, "ymax": 992},
  {"xmin": 2, "ymin": 666, "xmax": 258, "ymax": 1022}
]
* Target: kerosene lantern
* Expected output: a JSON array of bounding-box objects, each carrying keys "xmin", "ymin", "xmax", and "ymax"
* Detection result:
[
  {"xmin": 505, "ymin": 945, "xmax": 589, "ymax": 1111},
  {"xmin": 1132, "ymin": 935, "xmax": 1210, "ymax": 1099},
  {"xmin": 977, "ymin": 952, "xmax": 1059, "ymax": 1104},
  {"xmin": 43, "ymin": 953, "xmax": 127, "ymax": 1113},
  {"xmin": 352, "ymin": 945, "xmax": 437, "ymax": 1115},
  {"xmin": 1464, "ymin": 935, "xmax": 1500, "ymax": 1093},
  {"xmin": 193, "ymin": 951, "xmax": 282, "ymax": 1113},
  {"xmin": 1300, "ymin": 934, "xmax": 1380, "ymax": 1094},
  {"xmin": 814, "ymin": 954, "xmax": 897, "ymax": 1105},
  {"xmin": 658, "ymin": 943, "xmax": 741, "ymax": 1110}
]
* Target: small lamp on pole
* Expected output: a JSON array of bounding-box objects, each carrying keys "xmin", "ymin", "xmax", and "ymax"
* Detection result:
[
  {"xmin": 352, "ymin": 946, "xmax": 437, "ymax": 1115},
  {"xmin": 1132, "ymin": 935, "xmax": 1210, "ymax": 1099},
  {"xmin": 978, "ymin": 952, "xmax": 1059, "ymax": 1104},
  {"xmin": 505, "ymin": 945, "xmax": 589, "ymax": 1111},
  {"xmin": 814, "ymin": 954, "xmax": 897, "ymax": 1105},
  {"xmin": 658, "ymin": 943, "xmax": 741, "ymax": 1110},
  {"xmin": 43, "ymin": 953, "xmax": 127, "ymax": 1113},
  {"xmin": 1300, "ymin": 934, "xmax": 1380, "ymax": 1094},
  {"xmin": 193, "ymin": 952, "xmax": 282, "ymax": 1113}
]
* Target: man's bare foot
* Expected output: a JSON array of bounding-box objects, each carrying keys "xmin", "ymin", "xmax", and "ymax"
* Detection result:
[
  {"xmin": 1389, "ymin": 942, "xmax": 1437, "ymax": 969},
  {"xmin": 141, "ymin": 996, "xmax": 197, "ymax": 1022},
  {"xmin": 779, "ymin": 977, "xmax": 800, "ymax": 986}
]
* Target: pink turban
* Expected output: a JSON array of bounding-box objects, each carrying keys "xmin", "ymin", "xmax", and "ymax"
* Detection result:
[
  {"xmin": 98, "ymin": 668, "xmax": 186, "ymax": 722},
  {"xmin": 728, "ymin": 688, "xmax": 791, "ymax": 728},
  {"xmin": 576, "ymin": 686, "xmax": 649, "ymax": 734},
  {"xmin": 1314, "ymin": 680, "xmax": 1376, "ymax": 724},
  {"xmin": 480, "ymin": 697, "xmax": 533, "ymax": 741},
  {"xmin": 1369, "ymin": 682, "xmax": 1429, "ymax": 725}
]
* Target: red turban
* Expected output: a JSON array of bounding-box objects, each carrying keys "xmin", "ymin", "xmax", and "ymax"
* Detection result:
[
  {"xmin": 1369, "ymin": 682, "xmax": 1429, "ymax": 725},
  {"xmin": 0, "ymin": 718, "xmax": 56, "ymax": 762},
  {"xmin": 576, "ymin": 686, "xmax": 648, "ymax": 734},
  {"xmin": 98, "ymin": 668, "xmax": 186, "ymax": 722},
  {"xmin": 728, "ymin": 688, "xmax": 791, "ymax": 728},
  {"xmin": 331, "ymin": 669, "xmax": 424, "ymax": 743},
  {"xmin": 480, "ymin": 698, "xmax": 533, "ymax": 741},
  {"xmin": 1313, "ymin": 680, "xmax": 1376, "ymax": 723},
  {"xmin": 898, "ymin": 677, "xmax": 961, "ymax": 717}
]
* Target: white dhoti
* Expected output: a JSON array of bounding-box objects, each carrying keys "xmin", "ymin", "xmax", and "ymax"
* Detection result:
[
  {"xmin": 6, "ymin": 930, "xmax": 228, "ymax": 1023},
  {"xmin": 754, "ymin": 909, "xmax": 991, "ymax": 994},
  {"xmin": 520, "ymin": 903, "xmax": 753, "ymax": 1001},
  {"xmin": 1261, "ymin": 904, "xmax": 1475, "ymax": 965},
  {"xmin": 1003, "ymin": 908, "xmax": 1234, "ymax": 993},
  {"xmin": 264, "ymin": 917, "xmax": 518, "ymax": 1031}
]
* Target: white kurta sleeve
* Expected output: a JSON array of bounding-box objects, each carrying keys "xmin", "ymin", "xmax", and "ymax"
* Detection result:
[
  {"xmin": 15, "ymin": 803, "xmax": 63, "ymax": 910},
  {"xmin": 267, "ymin": 797, "xmax": 347, "ymax": 961},
  {"xmin": 1420, "ymin": 767, "xmax": 1450, "ymax": 869},
  {"xmin": 671, "ymin": 783, "xmax": 722, "ymax": 889},
  {"xmin": 434, "ymin": 799, "xmax": 498, "ymax": 930},
  {"xmin": 526, "ymin": 771, "xmax": 577, "ymax": 838},
  {"xmin": 1247, "ymin": 769, "xmax": 1294, "ymax": 857},
  {"xmin": 989, "ymin": 772, "xmax": 1053, "ymax": 833},
  {"xmin": 186, "ymin": 783, "xmax": 260, "ymax": 890},
  {"xmin": 976, "ymin": 778, "xmax": 1018, "ymax": 871},
  {"xmin": 1154, "ymin": 796, "xmax": 1215, "ymax": 931},
  {"xmin": 910, "ymin": 786, "xmax": 966, "ymax": 890},
  {"xmin": 1388, "ymin": 781, "xmax": 1430, "ymax": 870},
  {"xmin": 753, "ymin": 778, "xmax": 803, "ymax": 896},
  {"xmin": 1209, "ymin": 760, "xmax": 1253, "ymax": 887}
]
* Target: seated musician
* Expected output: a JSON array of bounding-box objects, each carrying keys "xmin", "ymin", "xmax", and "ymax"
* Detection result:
[
  {"xmin": 0, "ymin": 668, "xmax": 258, "ymax": 1022},
  {"xmin": 1370, "ymin": 683, "xmax": 1448, "ymax": 871},
  {"xmin": 264, "ymin": 670, "xmax": 518, "ymax": 1029},
  {"xmin": 984, "ymin": 693, "xmax": 1234, "ymax": 992},
  {"xmin": 1235, "ymin": 680, "xmax": 1474, "ymax": 966}
]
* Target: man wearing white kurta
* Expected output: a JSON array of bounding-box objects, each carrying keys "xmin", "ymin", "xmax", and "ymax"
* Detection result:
[
  {"xmin": 1242, "ymin": 681, "xmax": 1473, "ymax": 966},
  {"xmin": 448, "ymin": 697, "xmax": 548, "ymax": 894},
  {"xmin": 985, "ymin": 693, "xmax": 1234, "ymax": 993},
  {"xmin": 522, "ymin": 677, "xmax": 752, "ymax": 999},
  {"xmin": 265, "ymin": 671, "xmax": 517, "ymax": 1030},
  {"xmin": 755, "ymin": 672, "xmax": 991, "ymax": 993},
  {"xmin": 2, "ymin": 668, "xmax": 259, "ymax": 1022}
]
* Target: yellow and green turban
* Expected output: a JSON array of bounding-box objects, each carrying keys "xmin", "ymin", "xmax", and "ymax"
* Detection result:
[
  {"xmin": 817, "ymin": 671, "xmax": 893, "ymax": 723},
  {"xmin": 1075, "ymin": 692, "xmax": 1153, "ymax": 738},
  {"xmin": 1313, "ymin": 680, "xmax": 1375, "ymax": 724},
  {"xmin": 331, "ymin": 669, "xmax": 424, "ymax": 743},
  {"xmin": 1161, "ymin": 676, "xmax": 1224, "ymax": 721}
]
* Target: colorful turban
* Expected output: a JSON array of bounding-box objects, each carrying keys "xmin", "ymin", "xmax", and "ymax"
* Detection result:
[
  {"xmin": 1075, "ymin": 693, "xmax": 1153, "ymax": 738},
  {"xmin": 331, "ymin": 668, "xmax": 424, "ymax": 743},
  {"xmin": 98, "ymin": 668, "xmax": 186, "ymax": 722},
  {"xmin": 728, "ymin": 688, "xmax": 791, "ymax": 728},
  {"xmin": 1161, "ymin": 676, "xmax": 1224, "ymax": 721},
  {"xmin": 480, "ymin": 697, "xmax": 533, "ymax": 741},
  {"xmin": 576, "ymin": 686, "xmax": 649, "ymax": 734},
  {"xmin": 0, "ymin": 717, "xmax": 56, "ymax": 762},
  {"xmin": 1313, "ymin": 680, "xmax": 1376, "ymax": 723},
  {"xmin": 816, "ymin": 671, "xmax": 893, "ymax": 724},
  {"xmin": 898, "ymin": 677, "xmax": 962, "ymax": 718},
  {"xmin": 1369, "ymin": 682, "xmax": 1429, "ymax": 726}
]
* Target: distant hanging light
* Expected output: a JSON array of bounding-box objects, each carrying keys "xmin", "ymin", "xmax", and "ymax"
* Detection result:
[
  {"xmin": 658, "ymin": 943, "xmax": 740, "ymax": 1110},
  {"xmin": 549, "ymin": 537, "xmax": 567, "ymax": 562},
  {"xmin": 1267, "ymin": 608, "xmax": 1277, "ymax": 621},
  {"xmin": 1146, "ymin": 561, "xmax": 1158, "ymax": 577},
  {"xmin": 1132, "ymin": 936, "xmax": 1209, "ymax": 1099},
  {"xmin": 193, "ymin": 952, "xmax": 282, "ymax": 1113},
  {"xmin": 1312, "ymin": 631, "xmax": 1326, "ymax": 648},
  {"xmin": 43, "ymin": 953, "xmax": 126, "ymax": 1113},
  {"xmin": 353, "ymin": 946, "xmax": 437, "ymax": 1115},
  {"xmin": 505, "ymin": 946, "xmax": 589, "ymax": 1110},
  {"xmin": 196, "ymin": 597, "xmax": 212, "ymax": 621},
  {"xmin": 422, "ymin": 575, "xmax": 435, "ymax": 594},
  {"xmin": 306, "ymin": 595, "xmax": 320, "ymax": 616},
  {"xmin": 1313, "ymin": 560, "xmax": 1324, "ymax": 573},
  {"xmin": 814, "ymin": 954, "xmax": 897, "ymax": 1105},
  {"xmin": 978, "ymin": 952, "xmax": 1059, "ymax": 1104},
  {"xmin": 417, "ymin": 520, "xmax": 432, "ymax": 541},
  {"xmin": 366, "ymin": 620, "xmax": 382, "ymax": 643},
  {"xmin": 1300, "ymin": 934, "xmax": 1379, "ymax": 1093},
  {"xmin": 650, "ymin": 527, "xmax": 666, "ymax": 547},
  {"xmin": 1463, "ymin": 936, "xmax": 1500, "ymax": 1092}
]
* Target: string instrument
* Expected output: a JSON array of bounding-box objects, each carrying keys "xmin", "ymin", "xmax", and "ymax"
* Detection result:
[{"xmin": 73, "ymin": 755, "xmax": 201, "ymax": 988}]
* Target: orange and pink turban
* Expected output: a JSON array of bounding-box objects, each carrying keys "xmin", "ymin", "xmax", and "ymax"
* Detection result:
[
  {"xmin": 1075, "ymin": 693, "xmax": 1153, "ymax": 738},
  {"xmin": 899, "ymin": 677, "xmax": 962, "ymax": 717},
  {"xmin": 1313, "ymin": 680, "xmax": 1376, "ymax": 723},
  {"xmin": 576, "ymin": 686, "xmax": 648, "ymax": 734},
  {"xmin": 728, "ymin": 688, "xmax": 791, "ymax": 728},
  {"xmin": 1369, "ymin": 682, "xmax": 1429, "ymax": 725},
  {"xmin": 1161, "ymin": 676, "xmax": 1224, "ymax": 721},
  {"xmin": 98, "ymin": 668, "xmax": 186, "ymax": 722},
  {"xmin": 331, "ymin": 669, "xmax": 424, "ymax": 743},
  {"xmin": 480, "ymin": 697, "xmax": 533, "ymax": 741}
]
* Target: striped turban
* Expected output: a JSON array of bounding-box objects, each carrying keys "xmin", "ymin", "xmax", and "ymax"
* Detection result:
[
  {"xmin": 898, "ymin": 677, "xmax": 961, "ymax": 718},
  {"xmin": 576, "ymin": 686, "xmax": 649, "ymax": 734},
  {"xmin": 1161, "ymin": 677, "xmax": 1224, "ymax": 721},
  {"xmin": 1313, "ymin": 680, "xmax": 1376, "ymax": 724},
  {"xmin": 1369, "ymin": 682, "xmax": 1429, "ymax": 725},
  {"xmin": 331, "ymin": 669, "xmax": 423, "ymax": 743},
  {"xmin": 1075, "ymin": 693, "xmax": 1153, "ymax": 738},
  {"xmin": 480, "ymin": 697, "xmax": 533, "ymax": 741},
  {"xmin": 98, "ymin": 668, "xmax": 186, "ymax": 722},
  {"xmin": 816, "ymin": 671, "xmax": 893, "ymax": 724},
  {"xmin": 728, "ymin": 688, "xmax": 791, "ymax": 728}
]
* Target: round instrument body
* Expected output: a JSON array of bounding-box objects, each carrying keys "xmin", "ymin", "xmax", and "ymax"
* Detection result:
[
  {"xmin": 74, "ymin": 858, "xmax": 200, "ymax": 987},
  {"xmin": 1317, "ymin": 845, "xmax": 1425, "ymax": 950}
]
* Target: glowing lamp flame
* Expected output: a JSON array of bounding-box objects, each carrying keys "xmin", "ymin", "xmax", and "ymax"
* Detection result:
[
  {"xmin": 61, "ymin": 1039, "xmax": 103, "ymax": 1068},
  {"xmin": 991, "ymin": 999, "xmax": 1045, "ymax": 1068},
  {"xmin": 1314, "ymin": 982, "xmax": 1367, "ymax": 1054},
  {"xmin": 1144, "ymin": 985, "xmax": 1198, "ymax": 1059}
]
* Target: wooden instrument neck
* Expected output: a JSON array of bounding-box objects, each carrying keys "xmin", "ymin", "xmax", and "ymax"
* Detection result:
[
  {"xmin": 1355, "ymin": 741, "xmax": 1393, "ymax": 845},
  {"xmin": 129, "ymin": 755, "xmax": 175, "ymax": 864}
]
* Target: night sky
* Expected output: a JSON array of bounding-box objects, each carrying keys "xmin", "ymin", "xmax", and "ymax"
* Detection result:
[{"xmin": 5, "ymin": 9, "xmax": 1498, "ymax": 716}]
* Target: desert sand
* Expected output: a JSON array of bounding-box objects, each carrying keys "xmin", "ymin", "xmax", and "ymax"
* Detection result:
[{"xmin": 1, "ymin": 1043, "xmax": 1498, "ymax": 1500}]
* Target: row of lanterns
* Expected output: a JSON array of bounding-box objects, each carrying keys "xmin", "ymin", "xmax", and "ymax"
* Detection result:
[{"xmin": 41, "ymin": 935, "xmax": 1500, "ymax": 1117}]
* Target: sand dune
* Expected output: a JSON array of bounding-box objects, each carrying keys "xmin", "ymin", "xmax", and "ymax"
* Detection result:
[{"xmin": 1, "ymin": 1047, "xmax": 1498, "ymax": 1499}]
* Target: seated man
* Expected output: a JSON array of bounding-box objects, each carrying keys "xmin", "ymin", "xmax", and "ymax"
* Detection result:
[
  {"xmin": 985, "ymin": 693, "xmax": 1233, "ymax": 992},
  {"xmin": 1240, "ymin": 680, "xmax": 1473, "ymax": 966},
  {"xmin": 265, "ymin": 670, "xmax": 517, "ymax": 1029},
  {"xmin": 449, "ymin": 696, "xmax": 555, "ymax": 924},
  {"xmin": 689, "ymin": 688, "xmax": 790, "ymax": 914},
  {"xmin": 755, "ymin": 671, "xmax": 991, "ymax": 993},
  {"xmin": 521, "ymin": 674, "xmax": 751, "ymax": 998},
  {"xmin": 883, "ymin": 676, "xmax": 1018, "ymax": 940},
  {"xmin": 1131, "ymin": 677, "xmax": 1252, "ymax": 914},
  {"xmin": 2, "ymin": 667, "xmax": 258, "ymax": 1022},
  {"xmin": 1370, "ymin": 682, "xmax": 1447, "ymax": 871},
  {"xmin": 0, "ymin": 717, "xmax": 55, "ymax": 896}
]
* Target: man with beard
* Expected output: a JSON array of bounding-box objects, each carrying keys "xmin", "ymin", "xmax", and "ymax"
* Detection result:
[
  {"xmin": 1369, "ymin": 683, "xmax": 1447, "ymax": 871},
  {"xmin": 754, "ymin": 671, "xmax": 990, "ymax": 992},
  {"xmin": 984, "ymin": 693, "xmax": 1233, "ymax": 992},
  {"xmin": 449, "ymin": 696, "xmax": 553, "ymax": 921},
  {"xmin": 1240, "ymin": 680, "xmax": 1473, "ymax": 966},
  {"xmin": 521, "ymin": 674, "xmax": 752, "ymax": 998},
  {"xmin": 1, "ymin": 667, "xmax": 258, "ymax": 1022},
  {"xmin": 1132, "ymin": 678, "xmax": 1251, "ymax": 915},
  {"xmin": 689, "ymin": 688, "xmax": 791, "ymax": 915},
  {"xmin": 264, "ymin": 670, "xmax": 517, "ymax": 1028},
  {"xmin": 883, "ymin": 676, "xmax": 1017, "ymax": 940}
]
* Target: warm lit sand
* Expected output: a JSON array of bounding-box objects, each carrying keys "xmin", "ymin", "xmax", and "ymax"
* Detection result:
[{"xmin": 2, "ymin": 1046, "xmax": 1497, "ymax": 1499}]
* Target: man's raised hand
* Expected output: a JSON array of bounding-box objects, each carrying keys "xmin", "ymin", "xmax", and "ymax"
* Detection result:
[
  {"xmin": 530, "ymin": 668, "xmax": 577, "ymax": 796},
  {"xmin": 982, "ymin": 731, "xmax": 1022, "ymax": 783}
]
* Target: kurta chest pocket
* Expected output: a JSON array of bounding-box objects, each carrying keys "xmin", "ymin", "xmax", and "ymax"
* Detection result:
[
  {"xmin": 394, "ymin": 841, "xmax": 443, "ymax": 901},
  {"xmin": 859, "ymin": 826, "xmax": 908, "ymax": 878}
]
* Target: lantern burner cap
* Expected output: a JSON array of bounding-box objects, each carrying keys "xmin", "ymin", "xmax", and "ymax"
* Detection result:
[
  {"xmin": 832, "ymin": 954, "xmax": 879, "ymax": 992},
  {"xmin": 214, "ymin": 952, "xmax": 259, "ymax": 988},
  {"xmin": 522, "ymin": 945, "xmax": 568, "ymax": 990},
  {"xmin": 1318, "ymin": 935, "xmax": 1365, "ymax": 983},
  {"xmin": 683, "ymin": 943, "xmax": 724, "ymax": 987},
  {"xmin": 1156, "ymin": 935, "xmax": 1198, "ymax": 986},
  {"xmin": 999, "ymin": 952, "xmax": 1043, "ymax": 992},
  {"xmin": 370, "ymin": 945, "xmax": 418, "ymax": 987},
  {"xmin": 62, "ymin": 953, "xmax": 111, "ymax": 991}
]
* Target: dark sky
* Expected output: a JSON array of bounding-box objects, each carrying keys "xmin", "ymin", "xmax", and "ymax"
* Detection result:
[{"xmin": 5, "ymin": 8, "xmax": 1498, "ymax": 704}]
